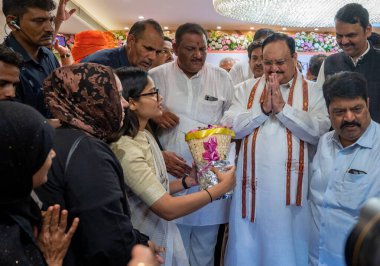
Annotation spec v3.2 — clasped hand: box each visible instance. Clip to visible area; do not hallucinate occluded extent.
[262,73,286,115]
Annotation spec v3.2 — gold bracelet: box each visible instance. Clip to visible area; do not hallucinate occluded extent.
[204,189,213,203]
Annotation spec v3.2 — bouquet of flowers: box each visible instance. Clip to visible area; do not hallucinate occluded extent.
[185,125,235,198]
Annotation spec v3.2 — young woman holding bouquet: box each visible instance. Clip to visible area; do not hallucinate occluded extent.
[111,67,236,266]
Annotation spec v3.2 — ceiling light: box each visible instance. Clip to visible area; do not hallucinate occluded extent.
[282,27,287,31]
[138,16,144,20]
[213,0,380,28]
[164,26,169,30]
[217,26,222,30]
[124,27,129,30]
[314,28,319,31]
[250,27,255,30]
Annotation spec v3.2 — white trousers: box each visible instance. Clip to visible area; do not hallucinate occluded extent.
[177,224,219,266]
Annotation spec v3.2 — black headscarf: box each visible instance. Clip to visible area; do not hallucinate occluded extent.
[0,101,54,225]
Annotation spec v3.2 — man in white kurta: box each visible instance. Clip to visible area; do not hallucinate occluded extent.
[222,33,330,266]
[149,23,234,266]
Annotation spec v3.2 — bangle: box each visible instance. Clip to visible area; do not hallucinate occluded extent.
[204,189,213,203]
[260,102,272,116]
[182,176,190,189]
[60,53,71,58]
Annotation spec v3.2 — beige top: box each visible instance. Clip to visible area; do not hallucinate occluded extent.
[111,130,167,206]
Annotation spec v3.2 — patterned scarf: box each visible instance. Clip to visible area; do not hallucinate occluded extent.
[44,63,122,140]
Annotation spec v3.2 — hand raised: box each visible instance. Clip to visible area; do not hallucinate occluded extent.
[269,74,285,114]
[38,205,79,266]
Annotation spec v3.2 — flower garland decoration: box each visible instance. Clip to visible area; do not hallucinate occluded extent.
[293,32,339,53]
[61,30,340,53]
[208,30,253,51]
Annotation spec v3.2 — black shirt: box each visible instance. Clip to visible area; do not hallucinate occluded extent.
[3,35,60,118]
[35,128,149,266]
[81,45,130,69]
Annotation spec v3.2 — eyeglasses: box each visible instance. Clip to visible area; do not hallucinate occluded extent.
[263,57,292,67]
[137,88,160,101]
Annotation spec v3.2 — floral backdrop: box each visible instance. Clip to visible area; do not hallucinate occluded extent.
[61,30,340,53]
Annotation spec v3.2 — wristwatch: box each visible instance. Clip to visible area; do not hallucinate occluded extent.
[182,176,190,189]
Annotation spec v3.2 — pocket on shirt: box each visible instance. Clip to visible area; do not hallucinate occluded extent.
[196,99,223,125]
[335,174,369,211]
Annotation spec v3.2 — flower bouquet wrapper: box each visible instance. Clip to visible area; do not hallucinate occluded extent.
[185,126,235,199]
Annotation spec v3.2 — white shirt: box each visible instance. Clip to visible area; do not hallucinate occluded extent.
[228,60,254,85]
[149,59,235,225]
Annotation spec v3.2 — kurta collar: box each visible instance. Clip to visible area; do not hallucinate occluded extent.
[331,120,376,149]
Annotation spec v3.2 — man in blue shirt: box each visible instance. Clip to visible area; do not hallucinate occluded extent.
[0,44,22,101]
[2,0,65,117]
[81,19,164,71]
[309,71,380,266]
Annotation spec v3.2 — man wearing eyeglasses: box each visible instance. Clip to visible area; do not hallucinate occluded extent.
[316,3,380,122]
[152,36,174,68]
[222,33,330,266]
[229,28,274,85]
[149,23,235,266]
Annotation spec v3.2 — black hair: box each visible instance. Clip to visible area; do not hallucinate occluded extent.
[0,44,23,67]
[323,71,368,108]
[308,54,327,77]
[253,28,275,41]
[368,32,380,49]
[335,3,370,29]
[129,19,164,40]
[262,33,296,56]
[114,67,149,138]
[2,0,56,17]
[175,23,208,45]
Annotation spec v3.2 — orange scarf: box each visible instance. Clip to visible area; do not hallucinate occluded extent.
[241,71,309,222]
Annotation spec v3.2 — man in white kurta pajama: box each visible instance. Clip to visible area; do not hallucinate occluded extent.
[222,33,330,266]
[149,23,235,266]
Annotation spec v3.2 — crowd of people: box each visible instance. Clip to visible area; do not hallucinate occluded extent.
[1,0,380,265]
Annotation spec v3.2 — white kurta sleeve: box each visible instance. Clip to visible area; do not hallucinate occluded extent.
[275,82,330,145]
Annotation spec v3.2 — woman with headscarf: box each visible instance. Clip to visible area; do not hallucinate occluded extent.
[35,63,157,266]
[111,67,236,266]
[0,101,79,266]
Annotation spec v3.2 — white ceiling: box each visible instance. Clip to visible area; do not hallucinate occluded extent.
[69,0,336,32]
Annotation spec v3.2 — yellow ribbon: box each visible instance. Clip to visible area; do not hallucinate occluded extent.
[185,128,235,141]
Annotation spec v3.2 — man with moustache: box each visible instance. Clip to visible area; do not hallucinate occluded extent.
[229,28,274,85]
[151,36,174,68]
[149,23,234,266]
[309,71,380,266]
[316,3,380,122]
[82,19,164,71]
[222,33,330,266]
[2,0,61,117]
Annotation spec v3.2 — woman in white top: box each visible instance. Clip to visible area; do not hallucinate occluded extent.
[111,67,235,266]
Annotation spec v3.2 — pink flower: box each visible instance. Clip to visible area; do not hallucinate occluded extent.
[226,39,231,45]
[222,45,228,50]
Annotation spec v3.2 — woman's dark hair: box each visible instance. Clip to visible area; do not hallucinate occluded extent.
[323,71,368,108]
[114,67,149,138]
